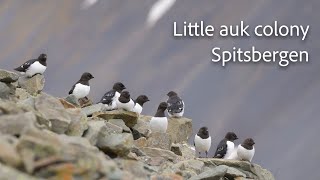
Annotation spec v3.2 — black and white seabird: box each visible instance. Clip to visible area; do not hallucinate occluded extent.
[14,53,47,77]
[166,91,184,118]
[150,102,168,133]
[116,91,135,111]
[214,132,238,159]
[132,95,150,114]
[227,138,255,162]
[68,72,94,99]
[194,127,212,158]
[99,82,126,110]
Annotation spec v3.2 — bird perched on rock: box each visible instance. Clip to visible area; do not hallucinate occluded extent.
[132,95,150,114]
[68,72,94,99]
[116,91,135,111]
[227,138,255,162]
[14,53,47,77]
[99,82,126,110]
[214,132,238,159]
[166,91,184,118]
[194,127,211,158]
[150,102,168,133]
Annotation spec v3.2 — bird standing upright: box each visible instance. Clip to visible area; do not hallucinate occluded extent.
[68,72,94,99]
[132,95,150,114]
[166,91,184,118]
[116,91,135,111]
[214,132,238,159]
[194,127,212,158]
[150,102,168,133]
[14,53,47,77]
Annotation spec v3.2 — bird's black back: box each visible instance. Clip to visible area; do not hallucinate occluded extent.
[214,139,228,158]
[167,96,184,113]
[14,58,37,72]
[99,89,116,105]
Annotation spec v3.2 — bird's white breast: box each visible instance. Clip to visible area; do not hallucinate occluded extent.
[104,92,120,110]
[73,83,90,99]
[224,141,235,159]
[132,103,143,114]
[26,61,46,77]
[116,99,134,111]
[194,134,211,152]
[149,117,168,133]
[237,145,255,162]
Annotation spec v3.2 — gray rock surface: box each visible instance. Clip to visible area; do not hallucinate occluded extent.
[18,74,45,95]
[0,69,19,83]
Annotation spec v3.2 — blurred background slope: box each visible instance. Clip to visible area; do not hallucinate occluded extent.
[0,0,319,179]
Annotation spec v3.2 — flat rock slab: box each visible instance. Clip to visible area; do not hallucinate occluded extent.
[0,69,19,83]
[93,110,138,128]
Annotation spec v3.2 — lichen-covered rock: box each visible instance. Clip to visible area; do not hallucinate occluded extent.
[0,163,41,180]
[0,135,22,168]
[97,133,134,157]
[0,69,19,83]
[93,110,138,128]
[134,137,147,148]
[15,88,31,101]
[64,94,80,107]
[65,109,88,136]
[0,82,16,100]
[108,119,131,133]
[81,103,104,116]
[147,132,172,150]
[18,74,45,95]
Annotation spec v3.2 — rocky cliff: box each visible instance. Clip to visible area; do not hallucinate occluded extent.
[0,69,274,180]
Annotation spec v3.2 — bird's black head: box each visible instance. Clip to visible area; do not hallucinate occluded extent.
[38,54,47,62]
[136,95,150,106]
[225,132,238,141]
[157,102,168,111]
[167,91,178,97]
[113,82,126,92]
[243,138,255,146]
[120,91,130,99]
[198,127,209,136]
[80,72,94,81]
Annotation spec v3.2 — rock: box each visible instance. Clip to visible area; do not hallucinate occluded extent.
[81,103,104,116]
[59,98,77,109]
[78,97,93,108]
[0,163,41,180]
[167,117,192,143]
[18,74,45,95]
[0,111,37,136]
[15,88,30,101]
[189,165,227,180]
[83,120,107,145]
[151,174,184,180]
[93,110,138,128]
[0,69,19,83]
[133,115,152,137]
[142,147,180,163]
[0,135,22,167]
[171,143,195,158]
[97,133,134,157]
[199,159,275,180]
[134,137,147,148]
[34,93,71,134]
[108,119,131,132]
[159,159,205,179]
[0,100,28,114]
[116,160,150,179]
[65,109,88,136]
[64,94,80,107]
[147,132,172,150]
[0,82,15,99]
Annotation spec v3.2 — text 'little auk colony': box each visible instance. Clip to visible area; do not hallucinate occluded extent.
[214,132,238,159]
[150,102,168,133]
[116,91,135,111]
[194,127,211,158]
[132,95,150,114]
[14,53,47,77]
[68,72,94,99]
[228,138,255,162]
[167,91,184,118]
[99,82,126,110]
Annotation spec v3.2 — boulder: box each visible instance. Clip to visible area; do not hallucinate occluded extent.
[0,111,37,136]
[93,110,138,128]
[0,82,15,99]
[108,119,131,133]
[83,120,108,145]
[147,132,172,150]
[116,160,150,179]
[18,74,45,95]
[79,97,93,108]
[97,133,134,157]
[0,69,19,83]
[65,109,88,136]
[64,94,80,107]
[0,163,41,180]
[189,165,228,180]
[59,98,77,109]
[171,143,195,158]
[134,137,147,148]
[34,93,72,134]
[167,117,192,143]
[0,135,22,167]
[15,88,31,101]
[141,147,180,163]
[81,103,104,116]
[133,115,152,137]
